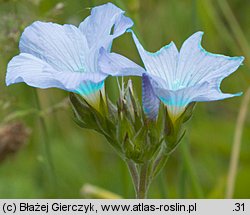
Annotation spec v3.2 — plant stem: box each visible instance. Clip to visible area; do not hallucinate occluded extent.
[33,89,57,194]
[127,156,169,198]
[226,87,250,198]
[137,162,150,199]
[126,159,152,199]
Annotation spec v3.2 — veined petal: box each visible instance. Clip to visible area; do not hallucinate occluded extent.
[98,47,145,76]
[112,14,133,38]
[20,21,89,74]
[79,2,133,49]
[130,30,179,89]
[6,53,65,89]
[154,83,208,120]
[154,80,241,121]
[55,71,107,90]
[177,31,244,88]
[105,30,244,120]
[188,77,242,102]
[6,53,108,91]
[6,3,134,113]
[142,74,160,120]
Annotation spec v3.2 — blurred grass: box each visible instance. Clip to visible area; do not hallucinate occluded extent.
[0,0,249,198]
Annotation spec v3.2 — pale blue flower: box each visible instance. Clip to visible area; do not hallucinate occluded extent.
[99,31,244,120]
[6,3,133,108]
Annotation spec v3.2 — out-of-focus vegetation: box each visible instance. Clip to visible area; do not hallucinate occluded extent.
[0,0,249,198]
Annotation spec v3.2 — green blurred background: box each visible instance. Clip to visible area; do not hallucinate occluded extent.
[0,0,249,198]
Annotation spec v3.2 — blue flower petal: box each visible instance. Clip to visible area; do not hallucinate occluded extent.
[6,53,65,89]
[130,30,244,119]
[112,14,133,38]
[79,2,133,49]
[142,74,160,120]
[19,21,89,74]
[155,79,242,120]
[155,82,211,119]
[98,47,145,76]
[130,30,179,89]
[6,2,133,112]
[6,53,107,91]
[177,31,244,89]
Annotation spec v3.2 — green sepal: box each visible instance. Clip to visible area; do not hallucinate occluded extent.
[69,93,99,131]
[69,81,196,179]
[151,154,169,178]
[179,102,196,123]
